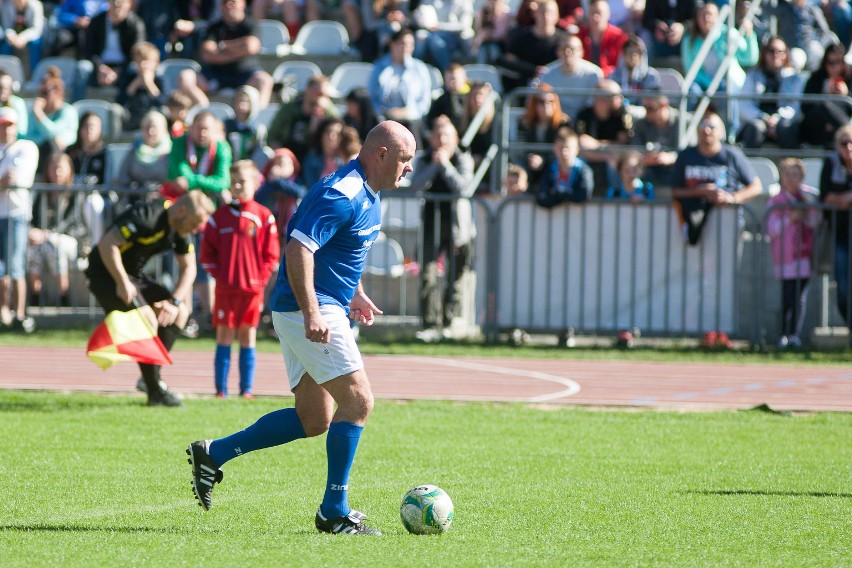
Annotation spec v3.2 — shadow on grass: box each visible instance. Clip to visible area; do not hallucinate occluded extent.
[0,524,168,533]
[685,490,852,498]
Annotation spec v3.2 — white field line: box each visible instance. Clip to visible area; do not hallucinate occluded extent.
[387,356,581,403]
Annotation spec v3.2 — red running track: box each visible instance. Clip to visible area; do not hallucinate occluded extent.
[0,346,850,411]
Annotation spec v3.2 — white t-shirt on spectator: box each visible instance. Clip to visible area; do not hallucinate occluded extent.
[0,139,39,219]
[538,59,603,123]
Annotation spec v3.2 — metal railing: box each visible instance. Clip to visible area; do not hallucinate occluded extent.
[501,86,852,167]
[7,183,851,348]
[377,192,849,348]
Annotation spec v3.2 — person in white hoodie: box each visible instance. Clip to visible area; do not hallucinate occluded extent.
[0,107,39,332]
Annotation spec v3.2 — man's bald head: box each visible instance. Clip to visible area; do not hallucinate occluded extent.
[362,120,416,155]
[358,120,416,191]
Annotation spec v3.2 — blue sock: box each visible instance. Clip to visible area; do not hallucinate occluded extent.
[214,344,231,395]
[320,422,363,519]
[239,346,256,394]
[209,408,306,467]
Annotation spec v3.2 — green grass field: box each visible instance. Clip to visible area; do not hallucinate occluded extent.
[0,391,849,567]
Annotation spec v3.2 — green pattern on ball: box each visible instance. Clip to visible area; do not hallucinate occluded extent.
[403,494,422,508]
[422,502,436,526]
[400,485,454,534]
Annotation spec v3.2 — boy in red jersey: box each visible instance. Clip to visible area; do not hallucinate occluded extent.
[201,161,280,398]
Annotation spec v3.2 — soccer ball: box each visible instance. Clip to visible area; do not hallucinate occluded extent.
[400,485,454,534]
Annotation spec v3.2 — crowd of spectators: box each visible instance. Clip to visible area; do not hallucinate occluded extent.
[0,0,850,341]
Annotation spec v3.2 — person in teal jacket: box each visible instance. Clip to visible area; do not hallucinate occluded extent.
[681,2,758,137]
[681,2,759,95]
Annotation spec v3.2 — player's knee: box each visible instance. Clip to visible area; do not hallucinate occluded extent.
[362,389,375,418]
[342,388,373,424]
[301,415,331,438]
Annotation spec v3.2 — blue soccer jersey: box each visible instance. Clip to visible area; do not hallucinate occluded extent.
[271,159,382,314]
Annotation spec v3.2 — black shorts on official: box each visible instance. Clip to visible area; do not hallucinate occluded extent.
[88,274,172,313]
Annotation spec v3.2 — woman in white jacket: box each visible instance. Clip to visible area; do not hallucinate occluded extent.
[737,37,802,149]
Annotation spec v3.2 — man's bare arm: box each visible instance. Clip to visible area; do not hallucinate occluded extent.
[285,239,329,343]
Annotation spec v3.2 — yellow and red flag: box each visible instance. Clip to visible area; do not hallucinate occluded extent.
[87,309,173,370]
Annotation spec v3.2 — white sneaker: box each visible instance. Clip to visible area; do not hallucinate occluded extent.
[777,336,789,349]
[415,328,442,343]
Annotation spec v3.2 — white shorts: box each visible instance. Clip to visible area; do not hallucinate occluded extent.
[272,305,363,390]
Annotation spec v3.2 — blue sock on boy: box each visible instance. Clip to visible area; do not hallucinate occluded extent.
[209,408,307,466]
[239,346,256,395]
[320,422,363,518]
[214,344,230,395]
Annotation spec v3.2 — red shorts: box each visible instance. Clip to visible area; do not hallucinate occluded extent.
[213,290,264,328]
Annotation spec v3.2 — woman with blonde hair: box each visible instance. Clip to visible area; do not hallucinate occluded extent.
[117,110,173,204]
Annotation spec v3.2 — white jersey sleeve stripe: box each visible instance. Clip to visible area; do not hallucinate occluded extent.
[290,229,320,253]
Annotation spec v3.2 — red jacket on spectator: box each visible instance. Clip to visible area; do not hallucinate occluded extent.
[200,199,279,294]
[578,24,628,77]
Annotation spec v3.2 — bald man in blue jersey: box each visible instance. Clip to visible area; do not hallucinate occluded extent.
[187,121,416,535]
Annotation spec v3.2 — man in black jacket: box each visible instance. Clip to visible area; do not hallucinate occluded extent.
[83,0,146,88]
[641,0,696,60]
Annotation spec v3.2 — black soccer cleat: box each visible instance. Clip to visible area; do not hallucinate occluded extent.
[147,388,182,407]
[315,509,382,535]
[186,440,223,510]
[136,376,169,394]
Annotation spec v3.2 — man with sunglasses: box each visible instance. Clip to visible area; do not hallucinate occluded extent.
[671,111,762,244]
[670,111,762,348]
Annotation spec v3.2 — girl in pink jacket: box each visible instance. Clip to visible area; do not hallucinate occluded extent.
[766,158,822,348]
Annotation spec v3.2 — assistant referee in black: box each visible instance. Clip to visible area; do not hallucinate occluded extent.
[85,191,215,406]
